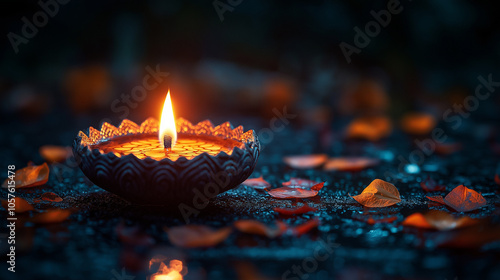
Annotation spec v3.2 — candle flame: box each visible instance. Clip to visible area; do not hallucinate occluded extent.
[159,91,177,148]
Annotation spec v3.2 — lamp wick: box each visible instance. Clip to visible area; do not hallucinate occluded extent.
[163,135,172,153]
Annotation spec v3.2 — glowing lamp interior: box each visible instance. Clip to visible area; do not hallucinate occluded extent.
[159,91,177,147]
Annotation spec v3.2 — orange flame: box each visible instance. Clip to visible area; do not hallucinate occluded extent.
[159,91,177,147]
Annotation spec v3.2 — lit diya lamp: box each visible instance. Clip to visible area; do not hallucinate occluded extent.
[73,91,260,205]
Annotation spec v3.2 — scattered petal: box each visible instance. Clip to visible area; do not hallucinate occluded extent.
[166,225,232,248]
[420,176,446,192]
[403,211,478,231]
[268,183,324,199]
[424,210,478,231]
[241,177,271,190]
[234,220,287,238]
[443,185,487,212]
[351,179,401,207]
[283,154,328,169]
[324,157,379,172]
[1,197,34,213]
[30,209,72,224]
[402,213,434,229]
[427,186,487,212]
[2,163,49,188]
[287,218,320,236]
[426,195,446,205]
[365,216,398,225]
[400,112,436,135]
[274,204,318,215]
[282,178,320,188]
[345,116,392,141]
[41,192,63,202]
[39,145,72,162]
[267,187,319,199]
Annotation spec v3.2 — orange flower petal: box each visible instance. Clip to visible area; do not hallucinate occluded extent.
[282,178,320,188]
[1,197,34,213]
[310,182,324,191]
[274,204,318,215]
[288,218,320,236]
[345,116,392,141]
[351,179,401,207]
[241,177,271,190]
[30,209,72,224]
[420,177,446,192]
[426,195,446,205]
[234,220,287,238]
[324,157,379,172]
[400,112,436,135]
[166,225,232,248]
[267,187,319,199]
[443,185,487,212]
[403,211,478,231]
[424,210,478,230]
[365,216,398,225]
[2,163,49,188]
[402,213,434,229]
[39,145,72,162]
[41,192,63,202]
[283,154,328,169]
[268,182,324,199]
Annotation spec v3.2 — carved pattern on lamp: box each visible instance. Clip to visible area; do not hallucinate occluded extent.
[73,118,260,205]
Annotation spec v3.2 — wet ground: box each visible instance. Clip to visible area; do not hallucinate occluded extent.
[1,118,500,280]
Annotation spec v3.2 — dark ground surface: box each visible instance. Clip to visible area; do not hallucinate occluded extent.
[1,118,500,280]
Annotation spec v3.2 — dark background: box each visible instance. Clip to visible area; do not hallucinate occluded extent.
[1,0,499,133]
[1,1,500,280]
